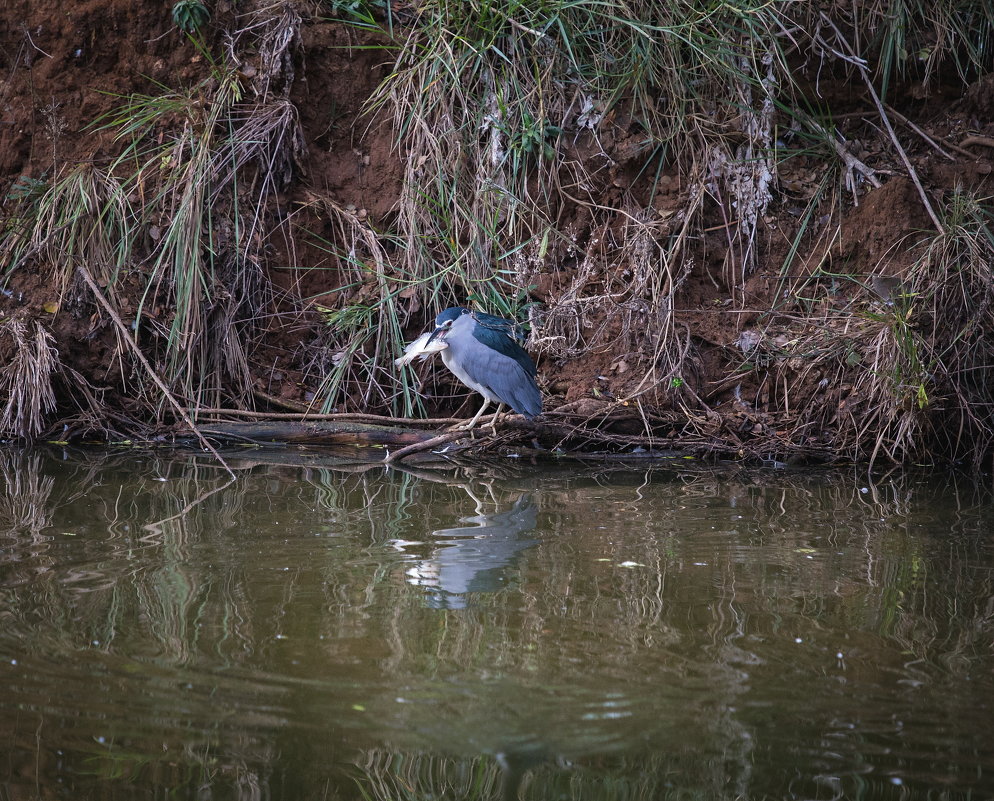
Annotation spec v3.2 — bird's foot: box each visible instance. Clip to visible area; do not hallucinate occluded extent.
[448,420,479,432]
[483,412,505,433]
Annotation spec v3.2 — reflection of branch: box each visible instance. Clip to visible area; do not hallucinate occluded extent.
[141,477,236,539]
[77,264,235,479]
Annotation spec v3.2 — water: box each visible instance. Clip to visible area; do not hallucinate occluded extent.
[1,448,992,800]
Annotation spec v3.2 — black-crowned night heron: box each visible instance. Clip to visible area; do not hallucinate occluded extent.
[398,307,542,430]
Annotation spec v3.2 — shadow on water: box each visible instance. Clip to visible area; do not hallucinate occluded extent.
[0,447,993,799]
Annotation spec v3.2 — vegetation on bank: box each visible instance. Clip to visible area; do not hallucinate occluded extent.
[1,0,993,465]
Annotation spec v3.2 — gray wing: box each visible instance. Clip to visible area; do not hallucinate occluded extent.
[471,320,537,377]
[461,340,542,418]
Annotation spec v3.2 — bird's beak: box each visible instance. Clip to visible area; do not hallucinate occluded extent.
[426,326,446,345]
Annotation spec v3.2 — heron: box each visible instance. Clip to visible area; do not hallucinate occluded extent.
[400,307,542,430]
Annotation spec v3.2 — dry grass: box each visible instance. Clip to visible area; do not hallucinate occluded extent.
[0,317,58,440]
[3,0,994,462]
[723,190,994,465]
[908,191,994,463]
[298,191,427,415]
[341,0,797,418]
[0,164,133,298]
[0,3,308,421]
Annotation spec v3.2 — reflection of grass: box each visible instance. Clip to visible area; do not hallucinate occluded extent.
[0,450,54,533]
[354,750,499,801]
[5,451,994,798]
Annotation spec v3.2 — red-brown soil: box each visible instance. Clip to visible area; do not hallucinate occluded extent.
[2,0,993,462]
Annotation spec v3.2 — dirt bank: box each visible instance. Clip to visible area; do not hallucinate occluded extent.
[2,0,993,465]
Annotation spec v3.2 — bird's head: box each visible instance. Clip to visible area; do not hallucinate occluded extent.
[428,307,470,344]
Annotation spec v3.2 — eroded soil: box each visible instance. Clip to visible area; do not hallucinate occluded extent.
[2,0,993,461]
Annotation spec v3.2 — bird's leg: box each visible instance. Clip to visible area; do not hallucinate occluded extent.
[452,399,490,431]
[484,403,506,433]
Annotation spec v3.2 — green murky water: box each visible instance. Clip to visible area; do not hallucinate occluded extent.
[1,448,992,800]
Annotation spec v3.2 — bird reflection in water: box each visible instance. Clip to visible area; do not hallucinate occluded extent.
[394,493,538,609]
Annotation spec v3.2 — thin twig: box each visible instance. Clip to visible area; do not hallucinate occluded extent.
[507,17,548,39]
[19,23,53,59]
[942,139,983,159]
[865,86,943,231]
[884,104,955,161]
[818,13,943,232]
[77,265,236,479]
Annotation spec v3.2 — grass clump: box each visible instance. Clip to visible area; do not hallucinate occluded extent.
[301,193,424,415]
[0,164,133,299]
[96,68,257,410]
[908,191,994,464]
[840,191,994,465]
[745,189,994,466]
[808,0,994,99]
[1,6,306,425]
[0,317,58,440]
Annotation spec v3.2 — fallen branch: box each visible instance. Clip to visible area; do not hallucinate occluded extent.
[197,419,447,448]
[939,138,979,159]
[77,264,235,479]
[384,430,468,463]
[960,135,994,150]
[195,406,462,426]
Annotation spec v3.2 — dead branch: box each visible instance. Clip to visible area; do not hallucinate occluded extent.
[384,431,468,463]
[960,135,994,150]
[198,418,446,448]
[77,264,236,479]
[817,12,943,232]
[196,406,462,426]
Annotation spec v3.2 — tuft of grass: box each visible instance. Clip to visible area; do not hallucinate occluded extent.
[299,194,430,416]
[842,190,994,465]
[1,5,308,428]
[92,20,304,412]
[0,164,133,299]
[747,189,994,466]
[908,190,994,464]
[805,0,994,98]
[172,0,210,33]
[97,68,248,408]
[0,317,59,440]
